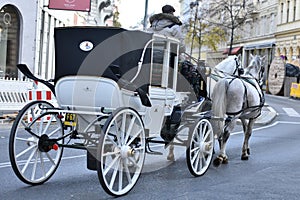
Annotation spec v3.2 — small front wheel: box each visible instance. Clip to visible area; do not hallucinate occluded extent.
[97,107,146,196]
[9,100,64,185]
[186,118,214,177]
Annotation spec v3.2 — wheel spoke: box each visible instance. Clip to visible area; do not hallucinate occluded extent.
[103,150,120,157]
[21,120,27,128]
[42,118,52,135]
[113,120,121,145]
[123,161,132,185]
[21,148,38,174]
[201,123,207,138]
[191,148,200,164]
[16,144,37,159]
[126,130,142,146]
[31,150,39,181]
[203,129,212,142]
[190,146,200,154]
[124,116,136,144]
[15,137,36,142]
[40,152,47,178]
[109,158,120,188]
[120,113,127,145]
[193,151,200,170]
[127,157,140,168]
[118,160,124,192]
[45,151,56,166]
[104,155,120,176]
[133,146,145,151]
[106,135,118,148]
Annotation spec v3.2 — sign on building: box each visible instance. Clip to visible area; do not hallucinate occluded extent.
[49,0,91,12]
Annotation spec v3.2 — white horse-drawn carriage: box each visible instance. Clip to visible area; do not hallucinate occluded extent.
[9,27,214,196]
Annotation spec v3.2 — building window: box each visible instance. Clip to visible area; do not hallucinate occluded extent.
[293,0,296,21]
[280,3,284,24]
[0,5,20,79]
[287,1,290,23]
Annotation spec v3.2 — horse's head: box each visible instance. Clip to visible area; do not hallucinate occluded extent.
[244,54,265,84]
[214,55,242,77]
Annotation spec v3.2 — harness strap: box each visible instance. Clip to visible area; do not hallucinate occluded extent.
[225,77,264,119]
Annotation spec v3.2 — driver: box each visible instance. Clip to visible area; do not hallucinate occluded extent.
[147,5,186,54]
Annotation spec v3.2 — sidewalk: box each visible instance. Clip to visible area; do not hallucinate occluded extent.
[254,103,277,126]
[0,113,17,124]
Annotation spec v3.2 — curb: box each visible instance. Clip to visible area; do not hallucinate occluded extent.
[254,104,277,126]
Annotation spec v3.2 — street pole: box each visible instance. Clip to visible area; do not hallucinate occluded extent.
[190,1,199,57]
[143,0,149,30]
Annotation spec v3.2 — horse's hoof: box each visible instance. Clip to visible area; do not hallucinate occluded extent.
[241,154,249,160]
[167,154,175,161]
[213,158,221,167]
[247,148,250,155]
[222,158,228,164]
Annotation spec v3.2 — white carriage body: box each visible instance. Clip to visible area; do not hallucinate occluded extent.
[54,32,184,136]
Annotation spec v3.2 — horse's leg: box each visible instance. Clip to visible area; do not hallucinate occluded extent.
[167,144,175,161]
[241,118,255,160]
[213,128,230,166]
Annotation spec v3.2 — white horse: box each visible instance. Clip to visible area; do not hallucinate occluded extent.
[211,54,265,166]
[167,55,242,161]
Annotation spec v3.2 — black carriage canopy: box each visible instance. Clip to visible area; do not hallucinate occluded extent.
[54,27,158,93]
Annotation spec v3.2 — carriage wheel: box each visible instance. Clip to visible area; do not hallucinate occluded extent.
[9,100,64,185]
[186,118,214,177]
[97,107,146,196]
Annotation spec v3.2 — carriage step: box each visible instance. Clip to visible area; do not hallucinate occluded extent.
[146,137,164,155]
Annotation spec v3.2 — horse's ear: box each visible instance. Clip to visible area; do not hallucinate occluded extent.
[237,54,241,61]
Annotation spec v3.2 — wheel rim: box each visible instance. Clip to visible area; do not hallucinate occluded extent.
[98,108,145,196]
[188,118,214,176]
[9,101,63,184]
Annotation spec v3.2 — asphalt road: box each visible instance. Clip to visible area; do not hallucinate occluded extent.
[1,94,300,199]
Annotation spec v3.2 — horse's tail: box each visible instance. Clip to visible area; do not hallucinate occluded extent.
[211,79,229,137]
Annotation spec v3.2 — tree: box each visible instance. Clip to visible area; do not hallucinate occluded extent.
[186,1,226,60]
[113,9,121,27]
[185,20,226,58]
[208,0,255,55]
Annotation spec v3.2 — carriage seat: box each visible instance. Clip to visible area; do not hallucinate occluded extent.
[55,75,123,111]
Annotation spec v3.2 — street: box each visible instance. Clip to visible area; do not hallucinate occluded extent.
[1,94,300,200]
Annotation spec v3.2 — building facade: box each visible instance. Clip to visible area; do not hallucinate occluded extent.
[0,0,114,80]
[275,0,300,63]
[180,0,300,74]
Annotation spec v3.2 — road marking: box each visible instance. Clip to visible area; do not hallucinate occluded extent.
[0,154,85,169]
[282,107,300,117]
[231,120,300,135]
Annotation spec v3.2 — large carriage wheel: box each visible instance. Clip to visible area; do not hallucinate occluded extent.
[97,107,146,196]
[9,100,64,185]
[186,118,214,176]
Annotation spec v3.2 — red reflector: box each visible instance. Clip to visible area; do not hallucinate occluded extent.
[53,144,59,151]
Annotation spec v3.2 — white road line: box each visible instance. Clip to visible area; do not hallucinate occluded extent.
[0,154,86,169]
[282,107,300,117]
[231,120,300,135]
